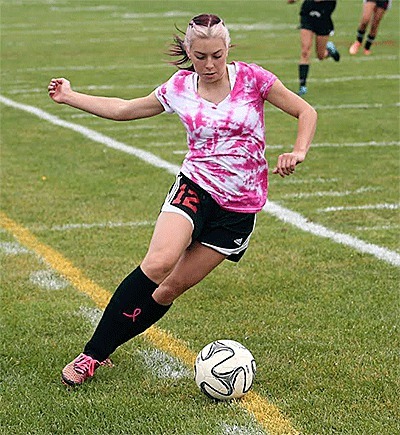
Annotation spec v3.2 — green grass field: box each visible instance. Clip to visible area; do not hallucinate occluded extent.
[1,1,399,434]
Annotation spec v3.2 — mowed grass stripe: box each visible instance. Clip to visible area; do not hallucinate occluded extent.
[0,211,299,435]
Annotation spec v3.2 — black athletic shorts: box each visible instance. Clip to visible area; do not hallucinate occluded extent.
[365,0,391,10]
[300,0,336,36]
[161,173,256,262]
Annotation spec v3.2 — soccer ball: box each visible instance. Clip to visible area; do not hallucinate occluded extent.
[194,339,256,400]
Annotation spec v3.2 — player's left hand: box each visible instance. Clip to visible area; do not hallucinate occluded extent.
[272,151,305,178]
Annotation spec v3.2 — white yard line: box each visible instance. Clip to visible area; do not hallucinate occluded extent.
[30,269,69,290]
[49,6,121,12]
[138,348,192,379]
[283,75,399,85]
[356,224,400,231]
[269,177,338,185]
[281,187,379,199]
[253,55,398,65]
[8,56,398,72]
[11,64,168,73]
[1,94,399,267]
[264,202,400,267]
[30,220,155,232]
[318,203,400,212]
[304,140,399,148]
[0,241,31,255]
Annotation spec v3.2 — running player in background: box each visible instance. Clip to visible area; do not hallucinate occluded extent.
[288,0,340,96]
[349,0,392,56]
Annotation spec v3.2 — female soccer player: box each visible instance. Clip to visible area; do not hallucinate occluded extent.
[288,0,340,96]
[48,14,317,387]
[349,0,392,56]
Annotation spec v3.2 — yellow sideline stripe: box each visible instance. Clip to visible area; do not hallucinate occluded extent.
[0,211,299,435]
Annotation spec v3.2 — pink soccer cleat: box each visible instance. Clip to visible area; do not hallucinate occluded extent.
[349,41,361,55]
[61,353,113,386]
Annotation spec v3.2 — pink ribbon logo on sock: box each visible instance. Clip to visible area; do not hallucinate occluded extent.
[123,307,142,322]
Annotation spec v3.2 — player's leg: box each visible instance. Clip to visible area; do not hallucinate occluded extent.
[83,212,192,355]
[62,211,193,386]
[364,5,387,54]
[298,29,314,95]
[153,241,227,305]
[141,211,194,282]
[153,203,255,305]
[315,34,330,60]
[313,3,339,63]
[350,1,375,54]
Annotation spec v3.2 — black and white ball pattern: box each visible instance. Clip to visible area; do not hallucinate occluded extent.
[194,339,256,400]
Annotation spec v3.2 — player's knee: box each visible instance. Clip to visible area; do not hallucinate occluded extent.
[301,48,310,61]
[141,252,178,283]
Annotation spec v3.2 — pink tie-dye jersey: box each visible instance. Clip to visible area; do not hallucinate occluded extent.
[154,61,277,213]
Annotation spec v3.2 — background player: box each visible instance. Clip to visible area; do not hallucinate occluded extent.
[288,0,340,96]
[349,0,392,55]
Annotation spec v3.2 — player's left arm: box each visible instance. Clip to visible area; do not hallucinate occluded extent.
[266,79,317,177]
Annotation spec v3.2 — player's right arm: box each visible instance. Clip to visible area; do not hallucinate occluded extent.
[48,78,164,120]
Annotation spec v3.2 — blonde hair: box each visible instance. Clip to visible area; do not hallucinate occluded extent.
[169,14,230,71]
[184,15,230,49]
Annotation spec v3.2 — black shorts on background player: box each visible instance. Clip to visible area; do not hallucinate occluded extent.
[295,0,340,96]
[300,0,336,35]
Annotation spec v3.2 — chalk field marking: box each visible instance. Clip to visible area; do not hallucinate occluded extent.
[8,56,398,73]
[312,102,399,111]
[138,348,192,380]
[269,177,338,185]
[264,202,400,267]
[318,203,400,213]
[304,141,399,148]
[356,224,400,231]
[29,214,395,235]
[0,241,30,255]
[77,306,103,328]
[30,269,69,291]
[221,422,265,435]
[12,64,168,73]
[0,211,112,308]
[253,55,398,65]
[1,94,398,268]
[49,5,121,12]
[281,186,379,199]
[0,212,298,435]
[0,95,178,174]
[30,220,155,232]
[285,74,400,84]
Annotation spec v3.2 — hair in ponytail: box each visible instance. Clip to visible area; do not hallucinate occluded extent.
[168,14,230,71]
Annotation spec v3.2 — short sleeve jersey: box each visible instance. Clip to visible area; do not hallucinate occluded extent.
[154,61,277,213]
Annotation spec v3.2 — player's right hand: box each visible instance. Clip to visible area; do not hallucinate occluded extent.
[48,78,71,103]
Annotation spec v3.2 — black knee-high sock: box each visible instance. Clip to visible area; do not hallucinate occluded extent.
[84,266,171,361]
[356,29,366,44]
[365,34,375,50]
[299,64,309,87]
